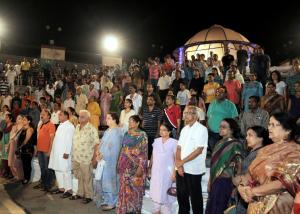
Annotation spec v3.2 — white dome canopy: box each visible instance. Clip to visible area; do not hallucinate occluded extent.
[185,24,250,45]
[182,24,257,61]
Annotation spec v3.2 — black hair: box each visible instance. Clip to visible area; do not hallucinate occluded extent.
[249,96,260,103]
[129,115,142,129]
[222,118,240,139]
[108,112,119,125]
[54,102,61,108]
[166,95,176,102]
[42,109,51,119]
[217,85,227,93]
[40,97,46,102]
[62,110,70,119]
[68,107,76,115]
[3,105,10,111]
[125,98,134,110]
[23,115,35,128]
[270,70,282,82]
[130,84,137,90]
[270,113,300,142]
[160,123,173,132]
[6,113,14,122]
[31,101,39,107]
[147,94,156,101]
[266,81,276,88]
[247,126,272,146]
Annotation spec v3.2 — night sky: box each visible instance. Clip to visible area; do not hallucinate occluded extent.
[1,0,300,64]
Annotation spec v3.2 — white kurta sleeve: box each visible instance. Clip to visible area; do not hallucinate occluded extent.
[64,125,75,154]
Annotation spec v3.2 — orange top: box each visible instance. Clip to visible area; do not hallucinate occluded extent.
[37,121,56,152]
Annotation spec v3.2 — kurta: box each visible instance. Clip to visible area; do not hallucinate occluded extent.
[94,128,124,207]
[87,101,101,129]
[117,130,148,214]
[1,124,13,160]
[49,120,75,172]
[150,137,177,205]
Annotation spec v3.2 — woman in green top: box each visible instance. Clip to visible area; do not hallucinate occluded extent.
[206,118,244,214]
[0,113,14,178]
[110,85,123,116]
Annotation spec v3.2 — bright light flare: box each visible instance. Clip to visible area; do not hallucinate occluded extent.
[103,35,119,52]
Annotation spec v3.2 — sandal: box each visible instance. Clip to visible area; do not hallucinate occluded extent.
[69,195,82,200]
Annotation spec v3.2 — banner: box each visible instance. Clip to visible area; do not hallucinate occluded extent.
[41,45,65,60]
[102,55,122,66]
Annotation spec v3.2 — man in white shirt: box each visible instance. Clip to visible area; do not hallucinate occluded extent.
[63,91,75,110]
[157,69,172,102]
[6,66,17,95]
[171,63,185,82]
[91,75,100,91]
[175,105,208,214]
[51,103,61,128]
[49,111,75,198]
[125,84,142,114]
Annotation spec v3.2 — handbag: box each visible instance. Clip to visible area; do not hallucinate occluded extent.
[167,182,177,197]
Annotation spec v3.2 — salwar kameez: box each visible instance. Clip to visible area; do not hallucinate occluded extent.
[94,128,123,207]
[116,130,148,214]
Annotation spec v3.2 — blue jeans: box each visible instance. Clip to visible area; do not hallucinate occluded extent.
[37,151,53,189]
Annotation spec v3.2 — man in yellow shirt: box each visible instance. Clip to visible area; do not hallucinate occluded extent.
[20,58,31,85]
[203,73,220,110]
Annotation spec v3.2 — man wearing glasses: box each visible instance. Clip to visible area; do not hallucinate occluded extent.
[207,86,238,151]
[175,105,208,214]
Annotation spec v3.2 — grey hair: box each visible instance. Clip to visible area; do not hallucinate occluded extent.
[79,110,91,118]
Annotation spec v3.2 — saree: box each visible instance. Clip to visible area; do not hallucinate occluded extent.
[116,130,148,214]
[206,139,244,214]
[262,94,285,115]
[247,142,300,214]
[210,139,244,185]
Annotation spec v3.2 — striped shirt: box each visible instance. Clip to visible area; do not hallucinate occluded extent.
[142,106,162,138]
[0,80,9,95]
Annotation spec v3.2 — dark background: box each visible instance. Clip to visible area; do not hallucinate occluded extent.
[0,0,300,64]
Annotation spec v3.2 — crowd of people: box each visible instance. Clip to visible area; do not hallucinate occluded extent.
[0,46,300,214]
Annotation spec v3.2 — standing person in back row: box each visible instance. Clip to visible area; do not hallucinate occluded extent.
[175,105,208,214]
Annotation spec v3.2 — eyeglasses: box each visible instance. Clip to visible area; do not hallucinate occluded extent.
[216,88,226,93]
[268,123,281,128]
[183,111,196,115]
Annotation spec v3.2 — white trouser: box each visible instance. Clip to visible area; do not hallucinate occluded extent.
[8,80,14,95]
[55,170,72,191]
[153,201,173,214]
[72,175,78,196]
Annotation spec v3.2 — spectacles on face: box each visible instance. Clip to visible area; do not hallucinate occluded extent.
[183,111,196,115]
[216,88,226,94]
